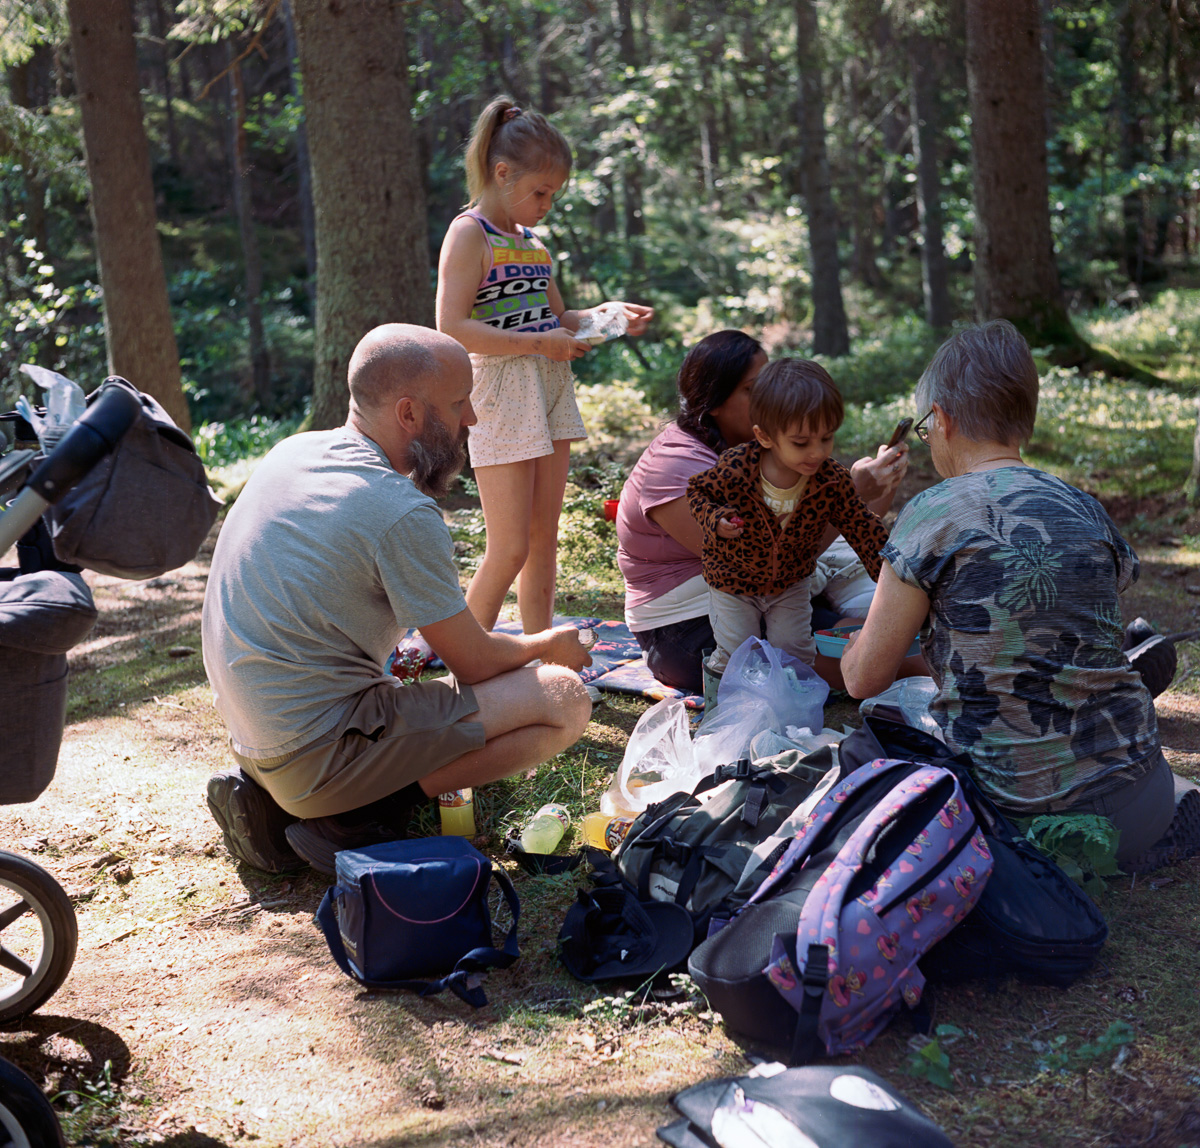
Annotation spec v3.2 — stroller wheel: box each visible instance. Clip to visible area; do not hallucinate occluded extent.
[0,1057,65,1147]
[0,853,77,1024]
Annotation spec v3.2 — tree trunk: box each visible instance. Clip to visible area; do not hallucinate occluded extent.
[281,0,317,287]
[1116,0,1150,283]
[909,36,951,330]
[290,0,433,429]
[66,0,189,430]
[617,0,645,279]
[225,42,270,408]
[794,0,849,357]
[964,0,1075,349]
[7,49,51,259]
[152,0,180,173]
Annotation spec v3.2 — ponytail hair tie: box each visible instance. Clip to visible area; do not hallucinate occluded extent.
[503,106,523,123]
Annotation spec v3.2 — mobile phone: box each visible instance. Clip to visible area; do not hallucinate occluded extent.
[887,417,914,448]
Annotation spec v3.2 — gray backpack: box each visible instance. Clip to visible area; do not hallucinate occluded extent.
[612,749,833,947]
[46,377,222,580]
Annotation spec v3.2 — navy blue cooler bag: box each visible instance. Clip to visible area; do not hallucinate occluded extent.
[316,837,520,1008]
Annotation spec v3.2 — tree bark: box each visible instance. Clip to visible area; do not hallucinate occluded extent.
[290,0,433,429]
[909,36,951,330]
[1116,0,1150,283]
[964,0,1075,349]
[794,0,849,357]
[66,0,188,429]
[225,42,270,408]
[281,0,317,286]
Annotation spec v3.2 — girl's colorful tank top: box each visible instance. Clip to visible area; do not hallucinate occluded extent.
[460,210,561,334]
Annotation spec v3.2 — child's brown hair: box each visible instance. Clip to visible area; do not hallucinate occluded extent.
[464,96,573,205]
[750,358,844,440]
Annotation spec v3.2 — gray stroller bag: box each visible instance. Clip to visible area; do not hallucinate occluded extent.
[0,569,97,802]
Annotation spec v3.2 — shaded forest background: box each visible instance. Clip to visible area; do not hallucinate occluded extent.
[1,0,1198,446]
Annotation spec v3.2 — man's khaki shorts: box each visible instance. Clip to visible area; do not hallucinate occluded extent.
[233,675,485,819]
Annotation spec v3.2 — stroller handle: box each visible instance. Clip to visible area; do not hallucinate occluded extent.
[24,385,142,506]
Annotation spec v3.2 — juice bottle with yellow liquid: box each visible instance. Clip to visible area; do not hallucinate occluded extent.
[438,788,476,836]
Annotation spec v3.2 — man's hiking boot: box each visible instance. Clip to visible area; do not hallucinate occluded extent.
[206,768,304,873]
[285,816,402,877]
[1126,634,1178,699]
[1124,779,1200,874]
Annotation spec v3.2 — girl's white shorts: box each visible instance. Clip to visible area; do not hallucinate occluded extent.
[467,353,587,467]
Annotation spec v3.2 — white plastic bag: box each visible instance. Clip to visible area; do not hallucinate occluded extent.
[859,675,943,741]
[17,364,87,451]
[601,697,704,815]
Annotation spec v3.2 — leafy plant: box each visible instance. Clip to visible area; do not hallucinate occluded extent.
[1023,813,1122,896]
[903,1024,963,1090]
[1035,1020,1135,1101]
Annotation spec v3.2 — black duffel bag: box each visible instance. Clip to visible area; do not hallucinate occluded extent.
[45,377,222,580]
[840,715,1109,988]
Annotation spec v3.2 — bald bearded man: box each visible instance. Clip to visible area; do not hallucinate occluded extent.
[202,324,593,875]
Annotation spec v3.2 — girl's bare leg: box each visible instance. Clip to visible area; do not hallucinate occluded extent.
[465,459,536,631]
[516,441,571,633]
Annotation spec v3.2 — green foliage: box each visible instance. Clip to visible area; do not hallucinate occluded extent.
[903,1024,963,1091]
[1028,366,1195,498]
[0,239,106,406]
[1081,289,1200,387]
[171,267,313,422]
[1035,1020,1135,1099]
[1022,813,1122,897]
[812,316,944,406]
[193,412,301,469]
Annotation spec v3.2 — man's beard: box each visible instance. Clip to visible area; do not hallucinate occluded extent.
[406,409,468,498]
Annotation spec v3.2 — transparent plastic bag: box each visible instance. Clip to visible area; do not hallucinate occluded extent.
[749,726,846,761]
[601,697,703,815]
[716,636,829,732]
[858,675,943,740]
[575,302,629,346]
[692,693,777,777]
[17,364,87,451]
[692,638,831,775]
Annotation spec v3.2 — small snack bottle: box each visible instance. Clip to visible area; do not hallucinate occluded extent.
[582,811,635,852]
[438,788,476,837]
[519,803,570,853]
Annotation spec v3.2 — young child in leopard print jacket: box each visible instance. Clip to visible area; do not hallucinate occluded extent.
[686,358,888,674]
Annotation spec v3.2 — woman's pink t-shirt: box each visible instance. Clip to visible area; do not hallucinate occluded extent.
[616,423,717,611]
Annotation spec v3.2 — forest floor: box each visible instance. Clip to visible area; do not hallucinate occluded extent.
[1,452,1199,1148]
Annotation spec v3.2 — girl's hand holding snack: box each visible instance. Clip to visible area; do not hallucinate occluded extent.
[533,327,593,362]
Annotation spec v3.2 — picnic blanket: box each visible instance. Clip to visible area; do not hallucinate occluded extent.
[392,616,706,710]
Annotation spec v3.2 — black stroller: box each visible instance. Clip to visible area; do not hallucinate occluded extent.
[0,380,218,1146]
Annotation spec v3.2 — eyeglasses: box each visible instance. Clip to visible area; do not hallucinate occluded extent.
[914,408,934,444]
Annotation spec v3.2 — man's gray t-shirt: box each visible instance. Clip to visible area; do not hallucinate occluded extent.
[201,429,466,757]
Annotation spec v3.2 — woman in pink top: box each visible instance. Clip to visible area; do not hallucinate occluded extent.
[617,331,908,694]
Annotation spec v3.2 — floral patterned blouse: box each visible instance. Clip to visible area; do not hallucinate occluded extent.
[883,466,1159,814]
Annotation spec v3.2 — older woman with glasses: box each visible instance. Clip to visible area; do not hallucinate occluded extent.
[842,320,1198,872]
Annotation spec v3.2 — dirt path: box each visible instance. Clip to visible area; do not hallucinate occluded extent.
[2,496,1199,1147]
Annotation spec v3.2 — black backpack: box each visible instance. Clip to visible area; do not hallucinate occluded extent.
[612,749,834,945]
[839,715,1109,988]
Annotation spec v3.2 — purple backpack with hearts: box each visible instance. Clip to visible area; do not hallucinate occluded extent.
[689,757,994,1061]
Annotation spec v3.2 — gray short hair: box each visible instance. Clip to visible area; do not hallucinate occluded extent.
[347,325,442,410]
[915,320,1039,446]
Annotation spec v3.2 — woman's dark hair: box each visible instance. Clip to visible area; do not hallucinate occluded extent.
[675,330,764,449]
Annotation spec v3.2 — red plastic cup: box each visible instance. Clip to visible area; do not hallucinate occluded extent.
[604,498,620,522]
